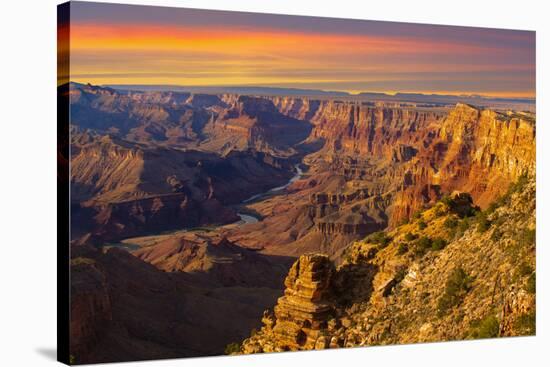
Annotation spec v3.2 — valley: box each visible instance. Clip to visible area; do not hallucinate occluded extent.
[67,82,536,363]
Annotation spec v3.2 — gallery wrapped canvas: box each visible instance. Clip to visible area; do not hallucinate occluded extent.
[57,1,536,364]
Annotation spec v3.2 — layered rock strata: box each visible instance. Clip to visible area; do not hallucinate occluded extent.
[242,254,335,352]
[242,175,536,353]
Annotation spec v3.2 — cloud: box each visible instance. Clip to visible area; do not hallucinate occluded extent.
[67,14,535,97]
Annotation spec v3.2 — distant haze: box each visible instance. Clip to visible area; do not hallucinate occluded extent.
[98,84,533,112]
[64,2,535,98]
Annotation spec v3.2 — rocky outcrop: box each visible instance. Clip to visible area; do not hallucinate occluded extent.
[315,217,380,237]
[307,189,387,237]
[242,254,335,352]
[304,102,534,226]
[203,95,313,156]
[271,98,535,225]
[389,104,535,224]
[302,100,443,158]
[242,175,536,353]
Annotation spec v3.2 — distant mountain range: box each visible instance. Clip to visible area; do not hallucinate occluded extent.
[105,84,350,97]
[104,83,535,109]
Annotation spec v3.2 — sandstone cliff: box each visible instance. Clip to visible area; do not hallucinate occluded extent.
[71,84,536,232]
[218,99,535,264]
[240,175,535,353]
[242,254,335,352]
[272,98,535,223]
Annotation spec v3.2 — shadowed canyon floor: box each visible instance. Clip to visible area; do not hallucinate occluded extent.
[66,83,535,363]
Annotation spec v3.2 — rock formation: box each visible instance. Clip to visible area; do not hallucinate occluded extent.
[69,133,294,242]
[242,175,536,353]
[242,254,335,352]
[67,83,536,361]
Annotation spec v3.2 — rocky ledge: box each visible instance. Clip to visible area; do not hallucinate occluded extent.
[242,254,336,352]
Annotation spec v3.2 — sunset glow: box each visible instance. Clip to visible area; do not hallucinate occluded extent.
[64,2,536,97]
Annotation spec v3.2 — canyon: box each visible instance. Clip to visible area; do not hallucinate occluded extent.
[67,82,535,363]
[242,175,536,352]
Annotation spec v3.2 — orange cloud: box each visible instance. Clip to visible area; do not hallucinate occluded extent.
[70,23,499,56]
[66,22,534,98]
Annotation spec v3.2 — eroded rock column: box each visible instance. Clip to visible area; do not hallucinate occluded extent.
[277,254,335,349]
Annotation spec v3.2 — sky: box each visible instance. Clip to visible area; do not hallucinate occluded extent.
[62,1,536,97]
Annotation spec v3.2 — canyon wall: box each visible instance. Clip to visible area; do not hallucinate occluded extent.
[70,133,293,242]
[272,98,535,226]
[241,175,536,353]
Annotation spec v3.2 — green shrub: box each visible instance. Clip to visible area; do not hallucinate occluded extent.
[475,212,491,233]
[526,273,536,294]
[491,228,504,242]
[418,220,427,230]
[491,215,507,227]
[468,314,500,339]
[514,310,536,335]
[517,228,536,247]
[504,242,521,263]
[395,266,407,282]
[434,205,446,217]
[485,201,499,215]
[457,218,471,236]
[431,237,448,251]
[397,243,408,255]
[437,267,474,315]
[412,210,422,220]
[413,236,432,257]
[417,236,432,250]
[366,231,392,247]
[224,342,241,355]
[517,262,534,278]
[441,195,453,207]
[404,232,418,242]
[510,173,529,194]
[444,216,458,229]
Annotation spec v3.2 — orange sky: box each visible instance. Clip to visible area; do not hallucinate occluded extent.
[62,2,536,98]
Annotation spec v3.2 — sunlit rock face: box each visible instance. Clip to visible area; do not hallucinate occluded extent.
[274,99,535,227]
[242,176,536,353]
[242,254,336,352]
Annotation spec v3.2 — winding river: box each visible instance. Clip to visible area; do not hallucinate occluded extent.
[236,164,304,225]
[108,164,304,250]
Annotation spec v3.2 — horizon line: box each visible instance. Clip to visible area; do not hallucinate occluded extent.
[71,81,535,100]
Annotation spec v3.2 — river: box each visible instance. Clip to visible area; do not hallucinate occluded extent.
[236,164,304,224]
[107,164,304,250]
